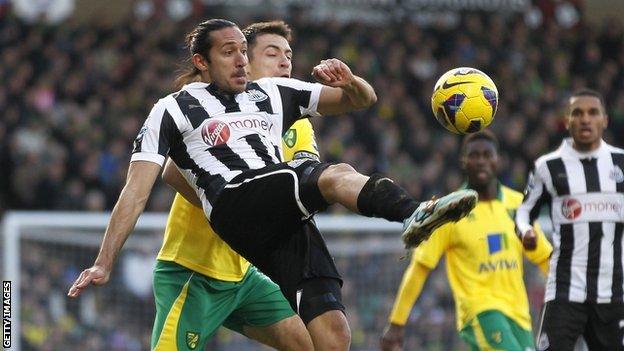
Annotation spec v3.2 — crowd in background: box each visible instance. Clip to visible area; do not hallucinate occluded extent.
[2,2,624,350]
[2,5,624,214]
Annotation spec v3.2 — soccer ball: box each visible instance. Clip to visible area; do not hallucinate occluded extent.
[431,67,498,134]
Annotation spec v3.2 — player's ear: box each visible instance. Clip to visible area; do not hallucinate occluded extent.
[564,115,571,131]
[192,53,210,72]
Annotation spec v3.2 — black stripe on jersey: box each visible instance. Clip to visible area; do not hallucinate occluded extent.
[586,222,603,301]
[158,110,177,156]
[581,158,601,192]
[206,84,241,113]
[174,90,209,129]
[273,145,282,162]
[546,158,570,196]
[166,121,226,202]
[208,144,249,171]
[613,223,624,303]
[278,85,312,135]
[612,153,624,193]
[247,82,274,114]
[244,134,274,165]
[528,184,552,224]
[555,223,574,300]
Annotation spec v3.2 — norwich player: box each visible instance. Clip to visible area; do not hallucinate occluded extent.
[155,21,346,350]
[380,131,553,351]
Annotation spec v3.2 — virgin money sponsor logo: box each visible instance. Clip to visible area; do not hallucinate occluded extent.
[561,198,582,219]
[561,196,622,220]
[201,120,230,146]
[226,117,274,132]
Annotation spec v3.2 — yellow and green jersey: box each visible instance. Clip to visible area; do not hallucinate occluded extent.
[157,119,319,281]
[282,119,319,161]
[392,185,552,331]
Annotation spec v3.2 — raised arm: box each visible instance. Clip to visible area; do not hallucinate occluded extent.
[68,161,161,297]
[311,58,377,115]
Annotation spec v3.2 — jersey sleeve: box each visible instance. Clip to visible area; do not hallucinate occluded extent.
[270,77,323,134]
[516,162,551,237]
[411,223,453,269]
[282,119,320,162]
[524,221,553,265]
[131,99,178,166]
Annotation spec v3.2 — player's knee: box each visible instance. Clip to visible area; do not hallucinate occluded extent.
[318,163,357,197]
[308,311,351,351]
[326,322,351,351]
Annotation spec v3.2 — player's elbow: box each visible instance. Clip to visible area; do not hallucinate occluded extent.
[356,91,377,110]
[161,164,176,187]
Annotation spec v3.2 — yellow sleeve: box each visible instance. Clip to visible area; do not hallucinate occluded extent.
[282,119,319,161]
[388,260,432,325]
[524,221,553,274]
[412,223,453,269]
[388,224,452,325]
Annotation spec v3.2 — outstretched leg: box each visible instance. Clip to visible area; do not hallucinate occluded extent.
[317,164,477,248]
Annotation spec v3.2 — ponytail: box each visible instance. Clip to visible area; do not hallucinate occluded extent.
[174,66,201,90]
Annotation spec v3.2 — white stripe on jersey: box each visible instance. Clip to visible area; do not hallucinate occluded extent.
[569,222,589,302]
[565,158,586,194]
[598,222,615,303]
[545,233,560,302]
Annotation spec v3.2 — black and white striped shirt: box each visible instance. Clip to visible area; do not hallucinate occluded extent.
[131,78,322,217]
[516,138,624,303]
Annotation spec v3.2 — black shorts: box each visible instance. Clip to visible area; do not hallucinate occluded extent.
[537,301,624,351]
[210,160,344,324]
[257,218,344,324]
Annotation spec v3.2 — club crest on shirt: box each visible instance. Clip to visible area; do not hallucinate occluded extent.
[490,330,502,344]
[283,128,297,148]
[186,331,200,350]
[201,120,230,146]
[610,165,624,183]
[247,89,268,102]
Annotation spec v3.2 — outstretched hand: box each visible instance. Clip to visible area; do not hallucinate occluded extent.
[67,265,110,298]
[311,58,354,88]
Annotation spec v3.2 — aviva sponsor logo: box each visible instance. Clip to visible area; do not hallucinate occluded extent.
[479,233,518,273]
[487,233,507,254]
[478,259,518,273]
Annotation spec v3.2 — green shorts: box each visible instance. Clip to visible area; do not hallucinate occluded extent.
[151,260,295,351]
[459,310,535,351]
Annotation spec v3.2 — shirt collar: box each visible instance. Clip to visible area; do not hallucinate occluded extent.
[459,181,504,201]
[560,137,607,159]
